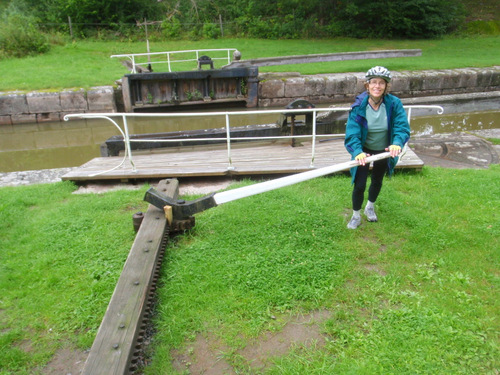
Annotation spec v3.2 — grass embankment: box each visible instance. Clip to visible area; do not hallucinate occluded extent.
[0,182,149,373]
[1,166,499,374]
[0,35,499,91]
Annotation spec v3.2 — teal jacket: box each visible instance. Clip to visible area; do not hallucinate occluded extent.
[344,91,410,183]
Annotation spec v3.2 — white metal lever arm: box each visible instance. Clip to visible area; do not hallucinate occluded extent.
[144,152,393,220]
[213,152,391,205]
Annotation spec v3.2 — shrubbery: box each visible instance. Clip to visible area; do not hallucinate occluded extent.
[465,20,500,35]
[202,23,221,39]
[156,0,468,40]
[0,3,50,58]
[162,17,183,39]
[0,0,496,60]
[336,0,467,39]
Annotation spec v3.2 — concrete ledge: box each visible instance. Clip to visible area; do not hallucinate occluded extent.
[258,66,500,107]
[0,92,29,115]
[26,92,61,113]
[87,86,116,112]
[60,89,88,111]
[226,49,422,68]
[0,86,116,125]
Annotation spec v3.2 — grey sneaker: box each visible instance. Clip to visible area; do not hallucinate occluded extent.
[364,206,378,222]
[347,215,362,229]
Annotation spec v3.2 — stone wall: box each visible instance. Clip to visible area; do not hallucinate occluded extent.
[1,67,499,125]
[258,66,500,107]
[0,86,117,125]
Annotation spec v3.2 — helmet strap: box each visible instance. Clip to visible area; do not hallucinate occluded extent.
[369,95,383,106]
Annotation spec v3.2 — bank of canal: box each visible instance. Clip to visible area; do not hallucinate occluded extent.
[1,67,499,125]
[0,68,499,175]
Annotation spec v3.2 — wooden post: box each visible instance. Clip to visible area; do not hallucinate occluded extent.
[145,18,152,71]
[121,76,132,113]
[68,16,73,39]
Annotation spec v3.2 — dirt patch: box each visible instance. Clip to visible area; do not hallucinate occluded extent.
[171,310,331,374]
[71,177,234,195]
[363,263,387,276]
[178,177,234,196]
[238,310,331,370]
[171,334,235,375]
[0,168,74,187]
[72,182,144,194]
[41,348,88,375]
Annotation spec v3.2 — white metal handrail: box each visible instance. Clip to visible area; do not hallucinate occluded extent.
[405,105,445,122]
[111,48,238,73]
[64,105,444,177]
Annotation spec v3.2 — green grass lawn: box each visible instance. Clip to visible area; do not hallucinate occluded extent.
[0,34,499,374]
[1,165,499,374]
[0,35,499,91]
[0,182,150,373]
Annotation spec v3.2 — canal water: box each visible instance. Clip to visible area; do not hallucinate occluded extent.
[0,108,499,173]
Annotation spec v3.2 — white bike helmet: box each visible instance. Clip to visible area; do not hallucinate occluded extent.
[366,66,392,82]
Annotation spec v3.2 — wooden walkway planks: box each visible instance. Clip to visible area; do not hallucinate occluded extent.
[63,139,424,182]
[81,179,176,375]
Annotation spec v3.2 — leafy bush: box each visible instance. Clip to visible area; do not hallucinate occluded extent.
[24,0,162,29]
[202,22,221,39]
[273,15,301,39]
[464,20,500,35]
[237,15,323,40]
[188,27,203,41]
[336,0,466,39]
[0,4,50,58]
[0,0,492,43]
[162,17,182,39]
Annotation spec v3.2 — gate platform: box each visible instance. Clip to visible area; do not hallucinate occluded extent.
[62,138,424,183]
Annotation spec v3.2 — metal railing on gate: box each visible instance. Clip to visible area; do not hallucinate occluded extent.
[64,105,444,177]
[111,48,238,73]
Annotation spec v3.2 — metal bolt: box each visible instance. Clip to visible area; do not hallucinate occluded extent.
[113,344,119,350]
[132,212,144,232]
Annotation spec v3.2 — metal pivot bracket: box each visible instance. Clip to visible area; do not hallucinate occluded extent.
[144,187,218,222]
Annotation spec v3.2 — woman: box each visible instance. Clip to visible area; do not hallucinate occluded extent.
[344,66,410,229]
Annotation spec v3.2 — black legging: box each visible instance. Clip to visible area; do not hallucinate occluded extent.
[352,149,388,211]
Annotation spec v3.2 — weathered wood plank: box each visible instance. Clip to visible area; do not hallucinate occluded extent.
[82,179,178,375]
[63,140,423,181]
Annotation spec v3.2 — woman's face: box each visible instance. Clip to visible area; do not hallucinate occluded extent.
[367,78,387,99]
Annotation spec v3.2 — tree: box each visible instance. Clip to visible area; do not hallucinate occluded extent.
[335,0,466,38]
[0,1,49,58]
[17,0,163,28]
[1,0,472,40]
